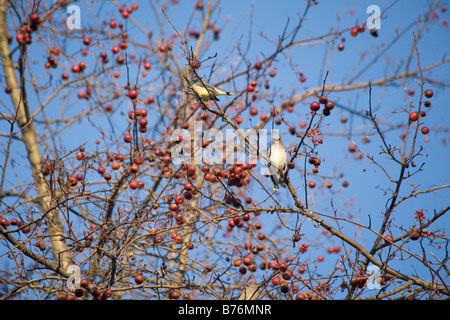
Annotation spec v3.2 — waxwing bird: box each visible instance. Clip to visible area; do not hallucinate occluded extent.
[190,77,233,101]
[268,134,287,191]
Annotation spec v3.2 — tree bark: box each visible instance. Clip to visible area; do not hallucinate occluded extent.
[0,0,71,272]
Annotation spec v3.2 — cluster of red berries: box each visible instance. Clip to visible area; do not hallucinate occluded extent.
[226,211,251,231]
[408,89,433,135]
[41,160,54,176]
[45,54,58,69]
[337,24,379,51]
[128,178,145,190]
[308,128,323,145]
[414,209,426,222]
[67,172,85,187]
[246,79,258,93]
[309,95,335,116]
[71,61,87,73]
[422,89,433,135]
[349,273,371,289]
[127,107,148,133]
[308,156,322,173]
[226,163,254,188]
[15,12,40,46]
[77,86,93,100]
[410,227,439,242]
[118,2,139,19]
[168,194,185,212]
[58,278,114,300]
[126,154,147,189]
[350,24,367,37]
[0,216,31,233]
[300,243,309,254]
[236,256,258,275]
[327,246,341,253]
[201,164,225,183]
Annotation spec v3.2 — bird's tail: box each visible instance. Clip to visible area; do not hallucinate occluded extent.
[270,172,280,191]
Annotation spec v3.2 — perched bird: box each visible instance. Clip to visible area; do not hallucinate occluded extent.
[190,77,233,101]
[268,134,287,191]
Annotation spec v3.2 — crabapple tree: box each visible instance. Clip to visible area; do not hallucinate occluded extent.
[0,0,449,300]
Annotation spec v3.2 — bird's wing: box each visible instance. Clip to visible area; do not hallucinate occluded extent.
[280,147,287,170]
[207,84,227,95]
